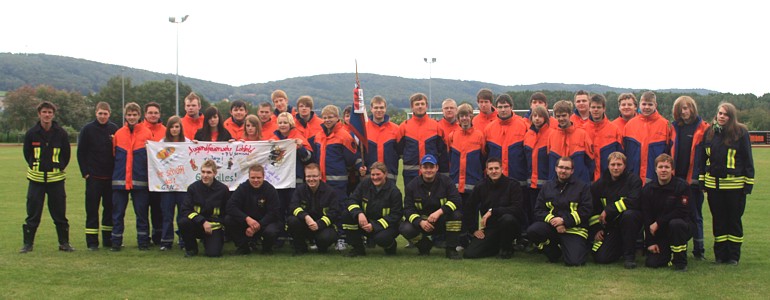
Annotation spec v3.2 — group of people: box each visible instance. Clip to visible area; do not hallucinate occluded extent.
[21,88,754,272]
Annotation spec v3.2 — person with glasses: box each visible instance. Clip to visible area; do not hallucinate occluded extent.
[527,156,593,266]
[287,163,339,255]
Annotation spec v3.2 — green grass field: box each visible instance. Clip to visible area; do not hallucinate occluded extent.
[1,145,768,298]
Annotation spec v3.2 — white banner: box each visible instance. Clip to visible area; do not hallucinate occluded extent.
[147,140,297,192]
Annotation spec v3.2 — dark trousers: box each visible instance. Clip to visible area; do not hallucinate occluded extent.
[645,218,692,268]
[464,214,520,258]
[527,222,588,266]
[277,188,294,239]
[689,186,705,256]
[111,189,150,247]
[460,192,477,235]
[527,188,541,229]
[287,215,337,252]
[591,210,642,264]
[399,212,461,249]
[342,214,399,250]
[178,217,224,257]
[25,180,69,244]
[707,189,746,262]
[149,191,163,245]
[224,215,282,251]
[85,178,113,247]
[160,192,185,247]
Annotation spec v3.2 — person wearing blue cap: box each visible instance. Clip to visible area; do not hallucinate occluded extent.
[400,154,463,259]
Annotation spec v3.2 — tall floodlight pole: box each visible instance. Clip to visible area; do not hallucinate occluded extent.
[169,15,189,116]
[423,57,436,113]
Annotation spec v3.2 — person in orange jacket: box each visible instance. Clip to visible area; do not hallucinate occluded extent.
[181,92,204,140]
[523,92,558,128]
[398,93,448,187]
[110,102,154,251]
[271,89,297,118]
[438,99,461,144]
[570,90,591,129]
[258,102,278,140]
[623,91,673,184]
[583,94,623,182]
[363,96,401,180]
[294,95,324,141]
[612,93,638,133]
[223,100,248,140]
[548,100,595,183]
[472,88,497,130]
[140,102,167,247]
[524,105,553,229]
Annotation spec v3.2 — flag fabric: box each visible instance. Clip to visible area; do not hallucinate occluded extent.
[350,84,368,153]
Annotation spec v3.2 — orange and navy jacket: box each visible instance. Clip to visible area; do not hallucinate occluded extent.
[611,116,633,134]
[365,115,401,180]
[223,117,245,140]
[24,121,71,183]
[312,122,361,191]
[181,114,203,141]
[274,106,297,118]
[484,115,529,184]
[570,109,591,129]
[447,126,486,193]
[583,116,623,181]
[260,118,278,140]
[140,120,166,142]
[294,112,324,141]
[548,124,595,183]
[112,123,153,190]
[698,125,754,194]
[398,115,448,179]
[524,122,553,188]
[623,111,673,184]
[473,110,497,131]
[438,118,461,145]
[671,116,709,184]
[270,128,313,181]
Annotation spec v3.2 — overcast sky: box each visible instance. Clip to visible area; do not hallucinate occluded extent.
[4,1,768,95]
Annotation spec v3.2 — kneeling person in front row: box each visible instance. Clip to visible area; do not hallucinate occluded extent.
[288,163,339,255]
[343,162,403,257]
[400,154,463,259]
[226,164,283,255]
[463,158,523,259]
[527,156,592,266]
[178,160,229,257]
[642,154,692,271]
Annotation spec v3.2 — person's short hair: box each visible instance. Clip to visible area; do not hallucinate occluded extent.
[457,103,474,117]
[558,156,574,167]
[574,90,590,101]
[271,90,288,102]
[640,91,657,103]
[370,161,388,174]
[477,88,494,102]
[305,163,321,173]
[321,105,339,117]
[617,93,637,106]
[230,100,247,111]
[144,101,161,113]
[277,112,296,128]
[95,101,111,112]
[343,105,353,116]
[654,153,673,167]
[370,95,387,107]
[553,100,573,115]
[442,98,457,107]
[37,101,57,113]
[672,96,699,121]
[607,151,627,164]
[495,94,513,107]
[184,92,201,105]
[297,96,314,109]
[530,106,550,125]
[486,157,503,167]
[258,102,273,110]
[124,102,141,114]
[201,160,217,174]
[249,164,265,174]
[590,94,606,108]
[409,93,428,107]
[530,92,547,105]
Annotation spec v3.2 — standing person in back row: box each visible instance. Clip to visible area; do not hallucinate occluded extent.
[570,90,591,129]
[583,94,623,182]
[140,102,166,248]
[612,93,638,133]
[670,96,709,260]
[20,101,74,253]
[699,102,754,265]
[181,92,204,140]
[78,101,119,250]
[398,93,448,187]
[623,91,673,184]
[473,88,497,130]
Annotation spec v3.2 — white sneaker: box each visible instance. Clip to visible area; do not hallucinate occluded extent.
[309,244,318,251]
[456,245,465,252]
[335,239,347,251]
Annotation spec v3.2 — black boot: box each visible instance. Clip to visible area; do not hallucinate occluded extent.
[102,230,113,248]
[415,237,433,256]
[384,241,397,256]
[86,232,99,250]
[20,224,36,254]
[344,245,366,257]
[446,247,462,260]
[56,225,75,252]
